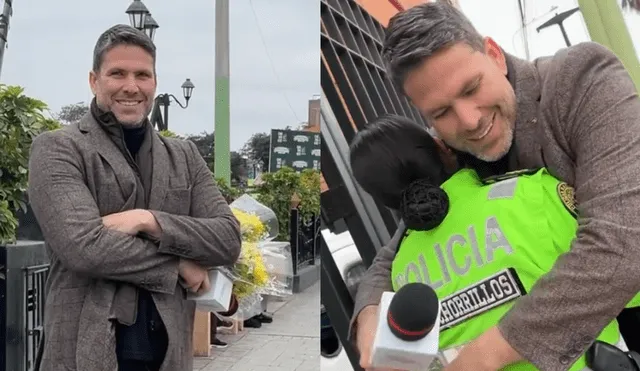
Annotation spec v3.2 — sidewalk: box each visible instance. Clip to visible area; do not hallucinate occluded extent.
[194,282,320,371]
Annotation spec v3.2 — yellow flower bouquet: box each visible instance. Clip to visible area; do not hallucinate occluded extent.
[213,195,293,320]
[229,208,271,299]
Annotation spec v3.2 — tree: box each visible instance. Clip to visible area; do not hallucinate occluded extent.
[242,132,271,170]
[180,132,245,185]
[230,151,247,184]
[55,102,89,125]
[0,85,61,243]
[185,132,215,170]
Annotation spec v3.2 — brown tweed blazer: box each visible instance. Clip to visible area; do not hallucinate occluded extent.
[351,42,640,371]
[27,113,242,371]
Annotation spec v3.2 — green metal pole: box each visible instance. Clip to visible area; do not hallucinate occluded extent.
[578,0,640,92]
[214,0,231,184]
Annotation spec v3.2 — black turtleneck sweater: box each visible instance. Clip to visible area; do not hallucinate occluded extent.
[123,125,146,157]
[90,101,168,364]
[118,125,167,363]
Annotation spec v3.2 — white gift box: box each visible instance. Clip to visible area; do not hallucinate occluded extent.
[186,269,234,312]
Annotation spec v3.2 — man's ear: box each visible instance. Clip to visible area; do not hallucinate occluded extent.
[484,37,507,76]
[89,70,97,96]
[434,138,459,174]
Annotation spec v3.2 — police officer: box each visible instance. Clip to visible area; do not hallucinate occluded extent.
[349,114,640,371]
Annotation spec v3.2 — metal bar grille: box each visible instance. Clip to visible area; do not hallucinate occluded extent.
[320,1,428,369]
[2,241,49,371]
[23,264,48,371]
[289,209,321,275]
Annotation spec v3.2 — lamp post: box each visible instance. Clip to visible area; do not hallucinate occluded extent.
[125,1,194,131]
[125,0,159,41]
[536,7,581,47]
[0,0,14,78]
[149,78,195,131]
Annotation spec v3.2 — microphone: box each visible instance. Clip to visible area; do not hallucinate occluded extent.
[369,282,441,370]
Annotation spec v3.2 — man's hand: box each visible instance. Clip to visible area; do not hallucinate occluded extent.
[178,259,210,295]
[102,209,162,240]
[443,326,523,371]
[356,305,404,371]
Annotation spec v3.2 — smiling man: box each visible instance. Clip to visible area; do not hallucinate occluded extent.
[28,24,242,371]
[90,41,156,126]
[351,2,640,371]
[403,40,517,163]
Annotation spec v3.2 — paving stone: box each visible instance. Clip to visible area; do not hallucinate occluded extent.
[196,282,320,371]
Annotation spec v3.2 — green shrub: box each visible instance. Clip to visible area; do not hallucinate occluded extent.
[0,85,61,244]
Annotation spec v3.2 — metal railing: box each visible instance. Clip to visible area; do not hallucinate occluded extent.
[23,264,47,371]
[1,241,50,371]
[289,209,320,275]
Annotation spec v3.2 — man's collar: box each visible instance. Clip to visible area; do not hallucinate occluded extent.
[504,51,544,170]
[79,98,150,134]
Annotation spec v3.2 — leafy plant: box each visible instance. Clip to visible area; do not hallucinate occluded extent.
[215,177,242,204]
[0,85,61,244]
[255,167,321,241]
[297,169,321,220]
[157,129,182,139]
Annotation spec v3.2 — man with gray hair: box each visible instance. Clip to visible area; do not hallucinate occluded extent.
[351,2,640,371]
[28,24,242,371]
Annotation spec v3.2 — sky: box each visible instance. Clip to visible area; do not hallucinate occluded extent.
[3,0,640,151]
[458,0,640,62]
[1,0,320,151]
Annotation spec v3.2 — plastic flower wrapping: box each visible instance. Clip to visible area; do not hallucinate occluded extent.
[216,195,293,319]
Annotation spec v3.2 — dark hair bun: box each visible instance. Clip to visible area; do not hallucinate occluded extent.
[400,179,449,231]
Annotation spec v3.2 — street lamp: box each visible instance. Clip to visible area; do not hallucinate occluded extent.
[125,0,159,41]
[125,0,149,30]
[142,14,159,41]
[0,0,14,78]
[150,78,195,131]
[125,1,192,131]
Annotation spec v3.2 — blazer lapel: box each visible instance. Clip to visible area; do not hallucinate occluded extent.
[78,115,137,208]
[148,132,169,210]
[507,55,545,170]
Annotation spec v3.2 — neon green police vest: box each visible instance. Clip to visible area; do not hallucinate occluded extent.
[391,168,640,371]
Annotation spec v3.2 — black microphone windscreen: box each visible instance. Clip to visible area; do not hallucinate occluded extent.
[387,283,439,341]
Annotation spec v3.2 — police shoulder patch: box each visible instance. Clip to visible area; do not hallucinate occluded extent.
[439,268,526,331]
[557,182,577,218]
[481,168,540,185]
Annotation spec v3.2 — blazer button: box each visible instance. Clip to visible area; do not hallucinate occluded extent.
[559,355,571,365]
